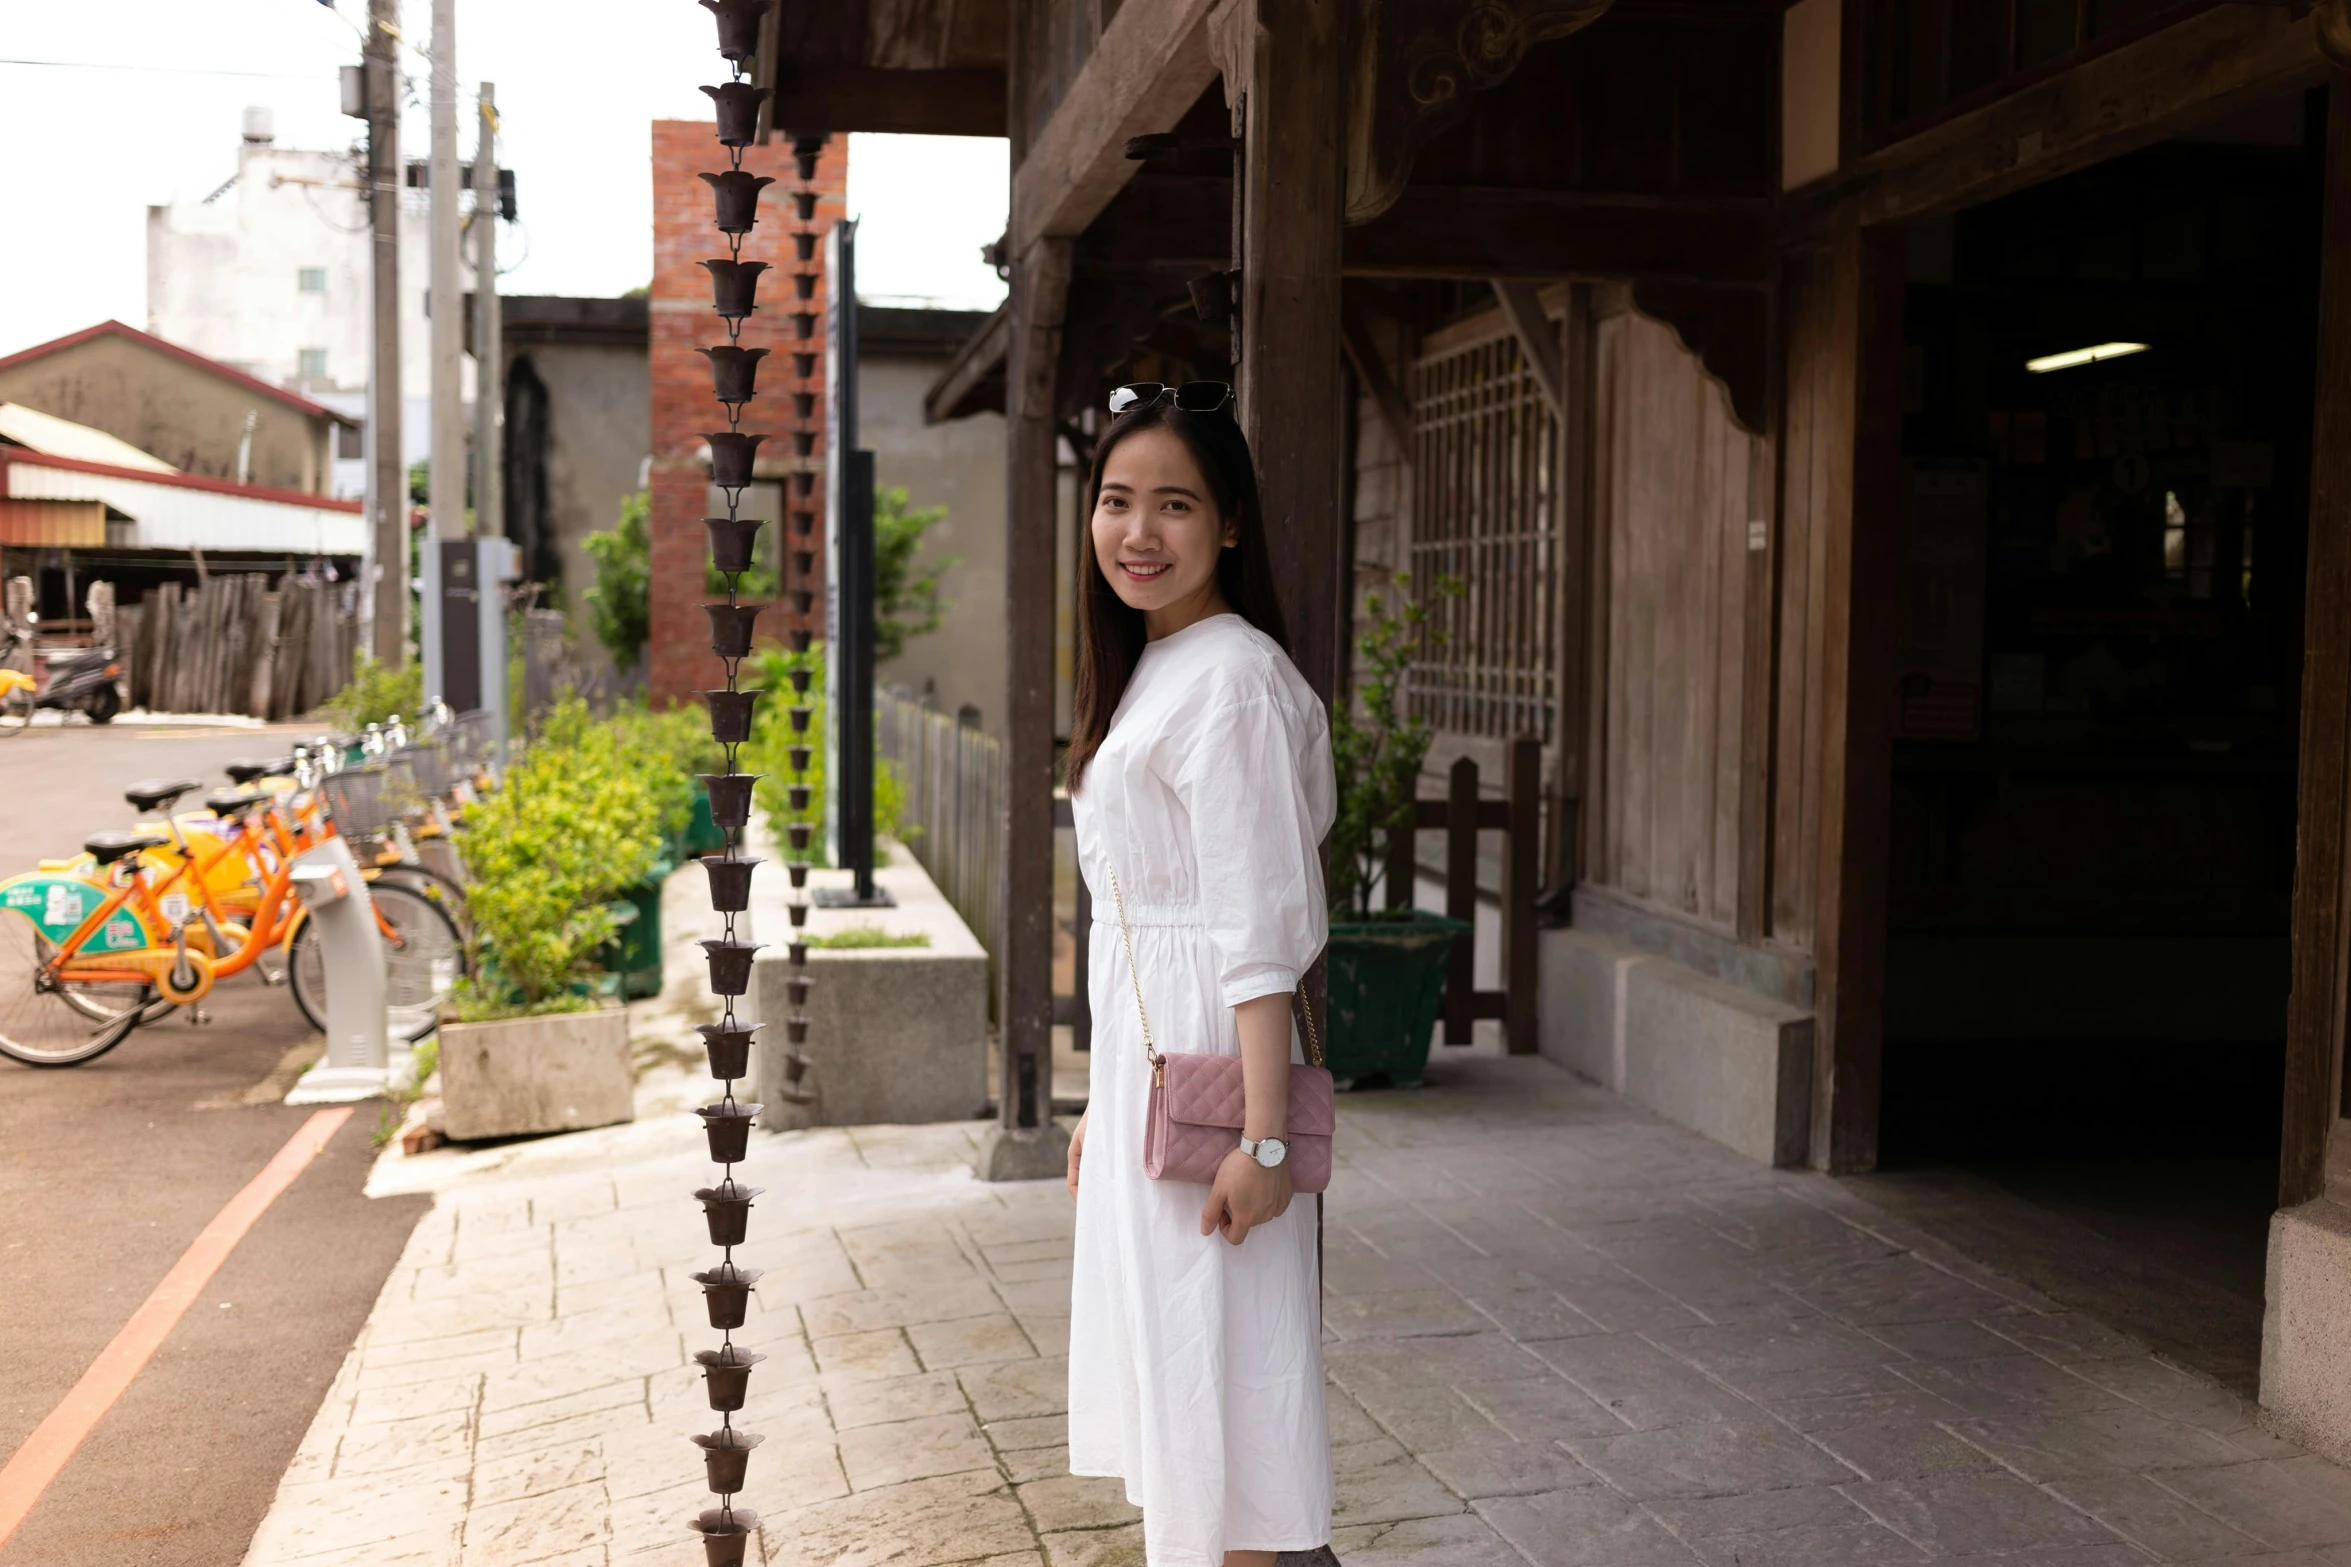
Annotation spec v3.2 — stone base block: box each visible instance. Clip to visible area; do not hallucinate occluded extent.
[756,946,988,1129]
[437,1005,635,1142]
[1538,928,1813,1166]
[975,1123,1071,1183]
[2262,1197,2351,1463]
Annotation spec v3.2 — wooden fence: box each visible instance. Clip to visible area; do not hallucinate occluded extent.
[876,690,1004,971]
[123,575,357,720]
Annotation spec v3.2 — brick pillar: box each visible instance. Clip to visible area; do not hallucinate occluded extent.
[648,121,847,706]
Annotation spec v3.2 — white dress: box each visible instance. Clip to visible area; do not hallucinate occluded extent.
[1067,612,1337,1567]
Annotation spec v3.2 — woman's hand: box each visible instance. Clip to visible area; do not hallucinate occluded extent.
[1201,1146,1293,1244]
[1066,1110,1088,1200]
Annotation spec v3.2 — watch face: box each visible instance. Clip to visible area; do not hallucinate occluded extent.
[1254,1138,1287,1168]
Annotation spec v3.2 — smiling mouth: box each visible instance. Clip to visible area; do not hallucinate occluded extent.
[1119,561,1170,581]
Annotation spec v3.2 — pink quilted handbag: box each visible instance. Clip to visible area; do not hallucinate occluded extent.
[1106,869,1335,1193]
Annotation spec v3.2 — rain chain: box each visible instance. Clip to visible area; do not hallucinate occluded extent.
[680,2,820,1560]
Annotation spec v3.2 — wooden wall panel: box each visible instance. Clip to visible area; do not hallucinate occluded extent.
[1586,305,1761,932]
[1772,248,1840,956]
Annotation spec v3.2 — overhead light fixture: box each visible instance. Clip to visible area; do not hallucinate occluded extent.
[2026,342,2150,374]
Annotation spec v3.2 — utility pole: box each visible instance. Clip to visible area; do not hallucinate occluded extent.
[424,0,462,708]
[365,0,405,664]
[472,83,501,546]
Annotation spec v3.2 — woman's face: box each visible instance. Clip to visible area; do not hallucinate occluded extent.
[1090,425,1235,635]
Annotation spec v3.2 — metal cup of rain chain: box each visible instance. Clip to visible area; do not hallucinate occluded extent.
[787,589,814,616]
[690,1505,760,1567]
[784,665,813,694]
[697,1021,759,1080]
[701,853,761,911]
[783,1051,810,1085]
[703,259,767,319]
[701,82,772,147]
[788,744,811,771]
[695,1176,761,1246]
[701,170,775,234]
[787,863,809,889]
[703,604,763,660]
[698,772,759,828]
[785,784,811,812]
[697,1100,761,1163]
[700,938,764,996]
[787,627,813,654]
[699,0,775,60]
[706,430,766,487]
[787,706,813,735]
[786,822,813,852]
[793,391,816,418]
[692,1259,763,1328]
[785,1016,810,1044]
[704,515,763,575]
[699,345,768,404]
[704,688,761,745]
[792,351,816,378]
[793,272,818,300]
[792,190,817,221]
[785,902,809,930]
[696,1344,764,1410]
[693,1428,765,1494]
[791,432,816,458]
[793,232,817,262]
[785,974,812,1008]
[791,312,817,340]
[792,132,824,181]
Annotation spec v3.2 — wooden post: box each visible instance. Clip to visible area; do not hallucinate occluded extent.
[2282,70,2351,1208]
[1233,0,1347,705]
[1445,755,1477,1045]
[1553,284,1595,895]
[1504,735,1540,1054]
[1737,278,1785,944]
[989,236,1073,1162]
[1807,217,1907,1174]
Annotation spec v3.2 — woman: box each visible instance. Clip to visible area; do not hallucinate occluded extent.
[1063,382,1336,1567]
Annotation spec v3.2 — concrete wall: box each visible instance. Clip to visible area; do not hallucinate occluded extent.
[1540,926,1814,1166]
[0,333,331,495]
[503,334,649,632]
[862,351,1007,731]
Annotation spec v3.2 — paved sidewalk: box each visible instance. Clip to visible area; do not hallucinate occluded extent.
[245,1051,2351,1567]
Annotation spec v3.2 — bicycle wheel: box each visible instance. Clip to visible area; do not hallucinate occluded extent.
[366,864,470,930]
[288,882,465,1044]
[0,912,152,1066]
[0,687,31,738]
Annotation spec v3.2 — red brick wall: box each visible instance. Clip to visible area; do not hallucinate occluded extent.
[648,120,848,706]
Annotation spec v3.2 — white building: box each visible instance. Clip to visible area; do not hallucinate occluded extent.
[146,107,457,499]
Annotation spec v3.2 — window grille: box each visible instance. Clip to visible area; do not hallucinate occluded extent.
[298,267,328,293]
[1407,329,1560,742]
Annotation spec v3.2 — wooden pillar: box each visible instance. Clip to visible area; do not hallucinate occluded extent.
[2282,71,2351,1208]
[997,236,1073,1139]
[1807,216,1906,1174]
[1232,0,1346,705]
[1554,284,1596,894]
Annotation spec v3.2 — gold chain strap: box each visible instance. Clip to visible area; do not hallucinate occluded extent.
[1103,866,1324,1074]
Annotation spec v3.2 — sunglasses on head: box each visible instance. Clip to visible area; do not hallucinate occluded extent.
[1107,381,1234,416]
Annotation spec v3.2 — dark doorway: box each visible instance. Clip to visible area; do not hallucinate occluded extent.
[1868,94,2328,1393]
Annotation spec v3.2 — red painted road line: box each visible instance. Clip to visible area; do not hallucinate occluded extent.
[0,1106,354,1548]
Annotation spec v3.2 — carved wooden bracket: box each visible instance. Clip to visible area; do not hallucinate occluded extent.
[2320,0,2351,70]
[1343,0,1615,225]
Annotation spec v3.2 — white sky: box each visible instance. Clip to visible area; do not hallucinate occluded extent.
[0,0,1010,358]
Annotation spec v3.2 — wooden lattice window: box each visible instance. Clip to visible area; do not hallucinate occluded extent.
[1408,328,1560,743]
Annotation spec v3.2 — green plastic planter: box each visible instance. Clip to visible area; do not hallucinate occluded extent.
[683,785,729,859]
[1324,910,1472,1088]
[601,868,669,1001]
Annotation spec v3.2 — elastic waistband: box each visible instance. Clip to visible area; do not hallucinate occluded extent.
[1092,901,1202,929]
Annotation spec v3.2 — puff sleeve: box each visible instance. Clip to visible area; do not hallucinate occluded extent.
[1172,679,1336,1008]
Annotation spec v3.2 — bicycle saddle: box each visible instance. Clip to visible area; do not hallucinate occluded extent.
[84,830,169,865]
[224,758,285,785]
[206,788,261,816]
[124,778,205,814]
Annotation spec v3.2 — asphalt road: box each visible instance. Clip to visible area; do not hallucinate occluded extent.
[0,720,431,1566]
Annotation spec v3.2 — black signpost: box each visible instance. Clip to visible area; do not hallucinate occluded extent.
[818,216,890,908]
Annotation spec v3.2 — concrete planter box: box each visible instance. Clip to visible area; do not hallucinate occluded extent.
[437,1002,635,1141]
[752,843,988,1130]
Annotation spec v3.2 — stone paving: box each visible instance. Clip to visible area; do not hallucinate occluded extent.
[243,1052,2351,1567]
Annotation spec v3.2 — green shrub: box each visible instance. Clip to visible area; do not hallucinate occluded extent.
[806,923,931,949]
[744,644,911,868]
[1328,572,1462,919]
[583,490,651,673]
[318,653,424,729]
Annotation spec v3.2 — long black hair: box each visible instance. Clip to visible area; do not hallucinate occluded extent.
[1066,400,1289,791]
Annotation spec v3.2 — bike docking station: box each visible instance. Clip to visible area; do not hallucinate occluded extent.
[284,834,406,1104]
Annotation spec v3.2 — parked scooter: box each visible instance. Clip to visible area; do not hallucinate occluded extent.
[0,626,123,735]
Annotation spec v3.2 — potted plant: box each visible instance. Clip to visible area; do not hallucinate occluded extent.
[1323,573,1470,1088]
[436,698,655,1140]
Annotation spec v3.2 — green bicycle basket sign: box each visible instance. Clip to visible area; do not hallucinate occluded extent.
[1,875,149,951]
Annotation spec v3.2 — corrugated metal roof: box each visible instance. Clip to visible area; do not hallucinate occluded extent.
[0,404,177,473]
[4,454,363,555]
[0,499,105,547]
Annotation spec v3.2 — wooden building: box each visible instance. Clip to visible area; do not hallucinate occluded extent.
[754,0,2351,1444]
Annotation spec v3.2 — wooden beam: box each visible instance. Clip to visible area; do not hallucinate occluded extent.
[1491,280,1566,422]
[1338,302,1412,460]
[1236,0,1347,706]
[1346,187,1774,285]
[1008,0,1225,250]
[1805,218,1906,1175]
[996,236,1072,1138]
[2283,70,2351,1209]
[923,304,1009,424]
[771,65,1006,137]
[1791,4,2330,234]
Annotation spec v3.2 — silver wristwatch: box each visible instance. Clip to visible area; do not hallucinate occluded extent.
[1239,1135,1289,1169]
